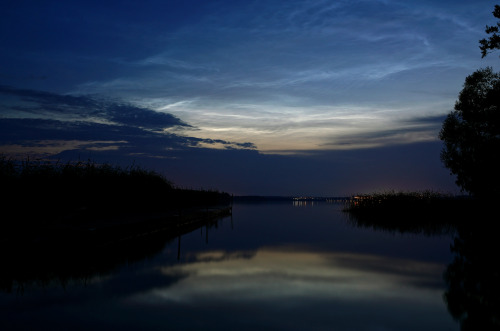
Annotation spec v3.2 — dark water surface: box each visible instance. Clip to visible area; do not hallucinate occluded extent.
[1,202,460,330]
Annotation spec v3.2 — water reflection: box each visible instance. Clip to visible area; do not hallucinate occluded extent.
[0,202,473,330]
[156,247,446,303]
[293,200,317,207]
[444,224,500,330]
[348,209,500,331]
[344,208,456,236]
[115,245,454,331]
[0,215,226,294]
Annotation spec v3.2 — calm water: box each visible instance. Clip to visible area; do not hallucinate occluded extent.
[1,202,460,330]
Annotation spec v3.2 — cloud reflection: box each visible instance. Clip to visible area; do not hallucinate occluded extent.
[153,247,446,304]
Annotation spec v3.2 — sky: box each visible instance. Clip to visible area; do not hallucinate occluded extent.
[0,0,498,196]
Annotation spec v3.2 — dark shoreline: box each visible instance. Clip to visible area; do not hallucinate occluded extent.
[342,191,494,234]
[0,206,232,294]
[1,206,232,248]
[0,157,234,285]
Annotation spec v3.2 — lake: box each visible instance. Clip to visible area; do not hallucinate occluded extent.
[0,201,470,330]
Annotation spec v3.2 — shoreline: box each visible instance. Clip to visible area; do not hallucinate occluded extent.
[1,205,232,250]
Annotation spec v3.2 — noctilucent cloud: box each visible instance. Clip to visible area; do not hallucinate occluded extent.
[0,0,498,195]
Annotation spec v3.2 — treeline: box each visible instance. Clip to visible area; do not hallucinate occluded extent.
[0,156,231,219]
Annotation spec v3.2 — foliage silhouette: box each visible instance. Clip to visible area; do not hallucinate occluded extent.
[0,155,232,257]
[479,5,500,58]
[439,67,500,197]
[343,191,479,234]
[0,156,231,217]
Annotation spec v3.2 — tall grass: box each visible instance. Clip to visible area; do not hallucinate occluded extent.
[343,190,452,212]
[0,156,230,220]
[342,190,483,228]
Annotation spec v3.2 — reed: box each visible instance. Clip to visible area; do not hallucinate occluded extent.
[0,156,231,222]
[342,190,484,228]
[343,190,451,212]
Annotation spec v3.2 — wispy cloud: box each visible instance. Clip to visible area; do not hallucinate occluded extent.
[2,0,498,155]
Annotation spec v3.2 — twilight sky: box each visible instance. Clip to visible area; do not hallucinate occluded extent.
[1,0,498,196]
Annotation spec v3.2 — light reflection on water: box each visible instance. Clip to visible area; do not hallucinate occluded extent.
[155,248,446,304]
[0,202,459,330]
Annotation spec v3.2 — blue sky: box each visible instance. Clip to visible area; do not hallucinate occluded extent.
[1,0,498,195]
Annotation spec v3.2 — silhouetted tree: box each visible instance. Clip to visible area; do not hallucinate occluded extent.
[480,5,500,57]
[439,67,500,197]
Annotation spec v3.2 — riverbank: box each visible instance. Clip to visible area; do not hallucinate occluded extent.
[0,156,232,247]
[342,191,492,231]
